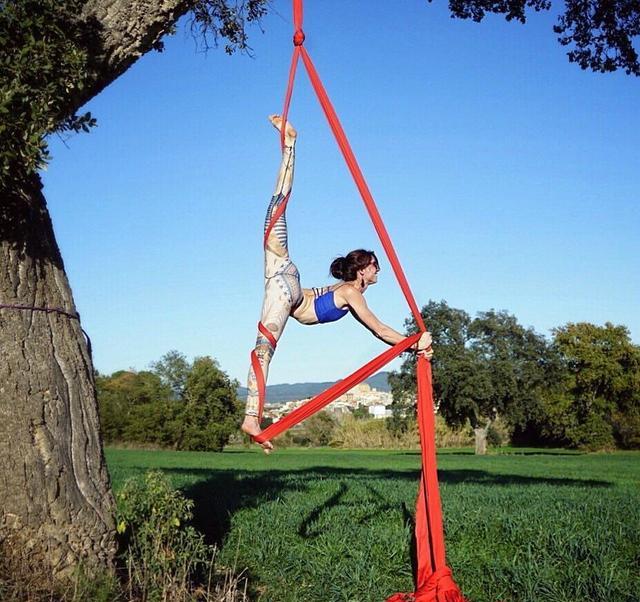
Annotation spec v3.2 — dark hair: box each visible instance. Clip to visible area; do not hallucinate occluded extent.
[330,249,379,281]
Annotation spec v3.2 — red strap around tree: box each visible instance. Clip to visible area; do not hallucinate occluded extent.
[251,2,468,600]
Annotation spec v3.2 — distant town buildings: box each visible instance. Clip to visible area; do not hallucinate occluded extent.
[264,382,393,422]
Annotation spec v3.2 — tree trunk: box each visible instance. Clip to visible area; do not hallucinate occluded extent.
[473,420,491,455]
[0,176,116,580]
[0,1,196,582]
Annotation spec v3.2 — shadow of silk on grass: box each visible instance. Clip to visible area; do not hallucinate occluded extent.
[152,465,611,548]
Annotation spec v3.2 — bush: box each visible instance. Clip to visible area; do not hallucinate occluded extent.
[486,415,512,448]
[116,471,247,601]
[434,415,474,448]
[304,412,337,446]
[566,413,616,451]
[386,413,412,437]
[0,471,249,601]
[272,413,337,447]
[612,408,640,449]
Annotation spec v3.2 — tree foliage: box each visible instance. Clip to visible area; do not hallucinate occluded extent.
[542,322,640,449]
[391,301,553,436]
[389,301,473,425]
[97,351,242,451]
[553,0,640,75]
[97,369,173,442]
[190,0,268,54]
[151,349,191,399]
[180,356,242,451]
[442,0,640,75]
[0,0,94,183]
[468,308,559,431]
[388,301,640,452]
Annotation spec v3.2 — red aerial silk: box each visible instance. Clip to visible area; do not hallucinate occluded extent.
[251,2,469,600]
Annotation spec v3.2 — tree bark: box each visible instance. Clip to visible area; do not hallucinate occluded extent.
[76,0,191,112]
[0,176,115,579]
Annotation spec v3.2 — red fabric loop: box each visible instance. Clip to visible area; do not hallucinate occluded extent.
[293,29,305,46]
[250,350,267,421]
[264,190,291,248]
[250,322,278,422]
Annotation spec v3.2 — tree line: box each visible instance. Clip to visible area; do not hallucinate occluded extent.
[98,303,640,454]
[389,301,640,452]
[97,351,242,452]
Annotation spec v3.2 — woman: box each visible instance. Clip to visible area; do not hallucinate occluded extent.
[241,116,432,451]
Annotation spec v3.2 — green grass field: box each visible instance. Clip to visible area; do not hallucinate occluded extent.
[105,447,640,602]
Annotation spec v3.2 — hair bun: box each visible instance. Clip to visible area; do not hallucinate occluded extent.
[330,256,346,280]
[329,249,377,282]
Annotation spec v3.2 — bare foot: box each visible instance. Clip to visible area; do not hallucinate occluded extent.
[241,415,274,454]
[268,114,297,146]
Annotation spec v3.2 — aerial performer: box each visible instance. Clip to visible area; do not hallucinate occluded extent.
[241,115,433,451]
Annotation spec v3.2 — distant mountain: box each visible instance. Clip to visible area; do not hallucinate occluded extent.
[237,371,391,404]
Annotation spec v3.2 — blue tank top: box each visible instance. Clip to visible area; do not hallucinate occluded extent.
[313,290,348,324]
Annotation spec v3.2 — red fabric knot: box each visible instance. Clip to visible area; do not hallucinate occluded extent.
[293,29,305,45]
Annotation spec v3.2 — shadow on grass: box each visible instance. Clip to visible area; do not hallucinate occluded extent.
[297,481,408,539]
[298,482,347,538]
[122,464,611,550]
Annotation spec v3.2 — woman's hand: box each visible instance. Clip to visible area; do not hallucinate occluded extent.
[417,331,432,351]
[415,331,434,359]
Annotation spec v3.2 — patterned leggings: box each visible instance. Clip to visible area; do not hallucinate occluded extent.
[245,143,303,417]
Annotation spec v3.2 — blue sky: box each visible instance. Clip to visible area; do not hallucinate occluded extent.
[41,1,639,386]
